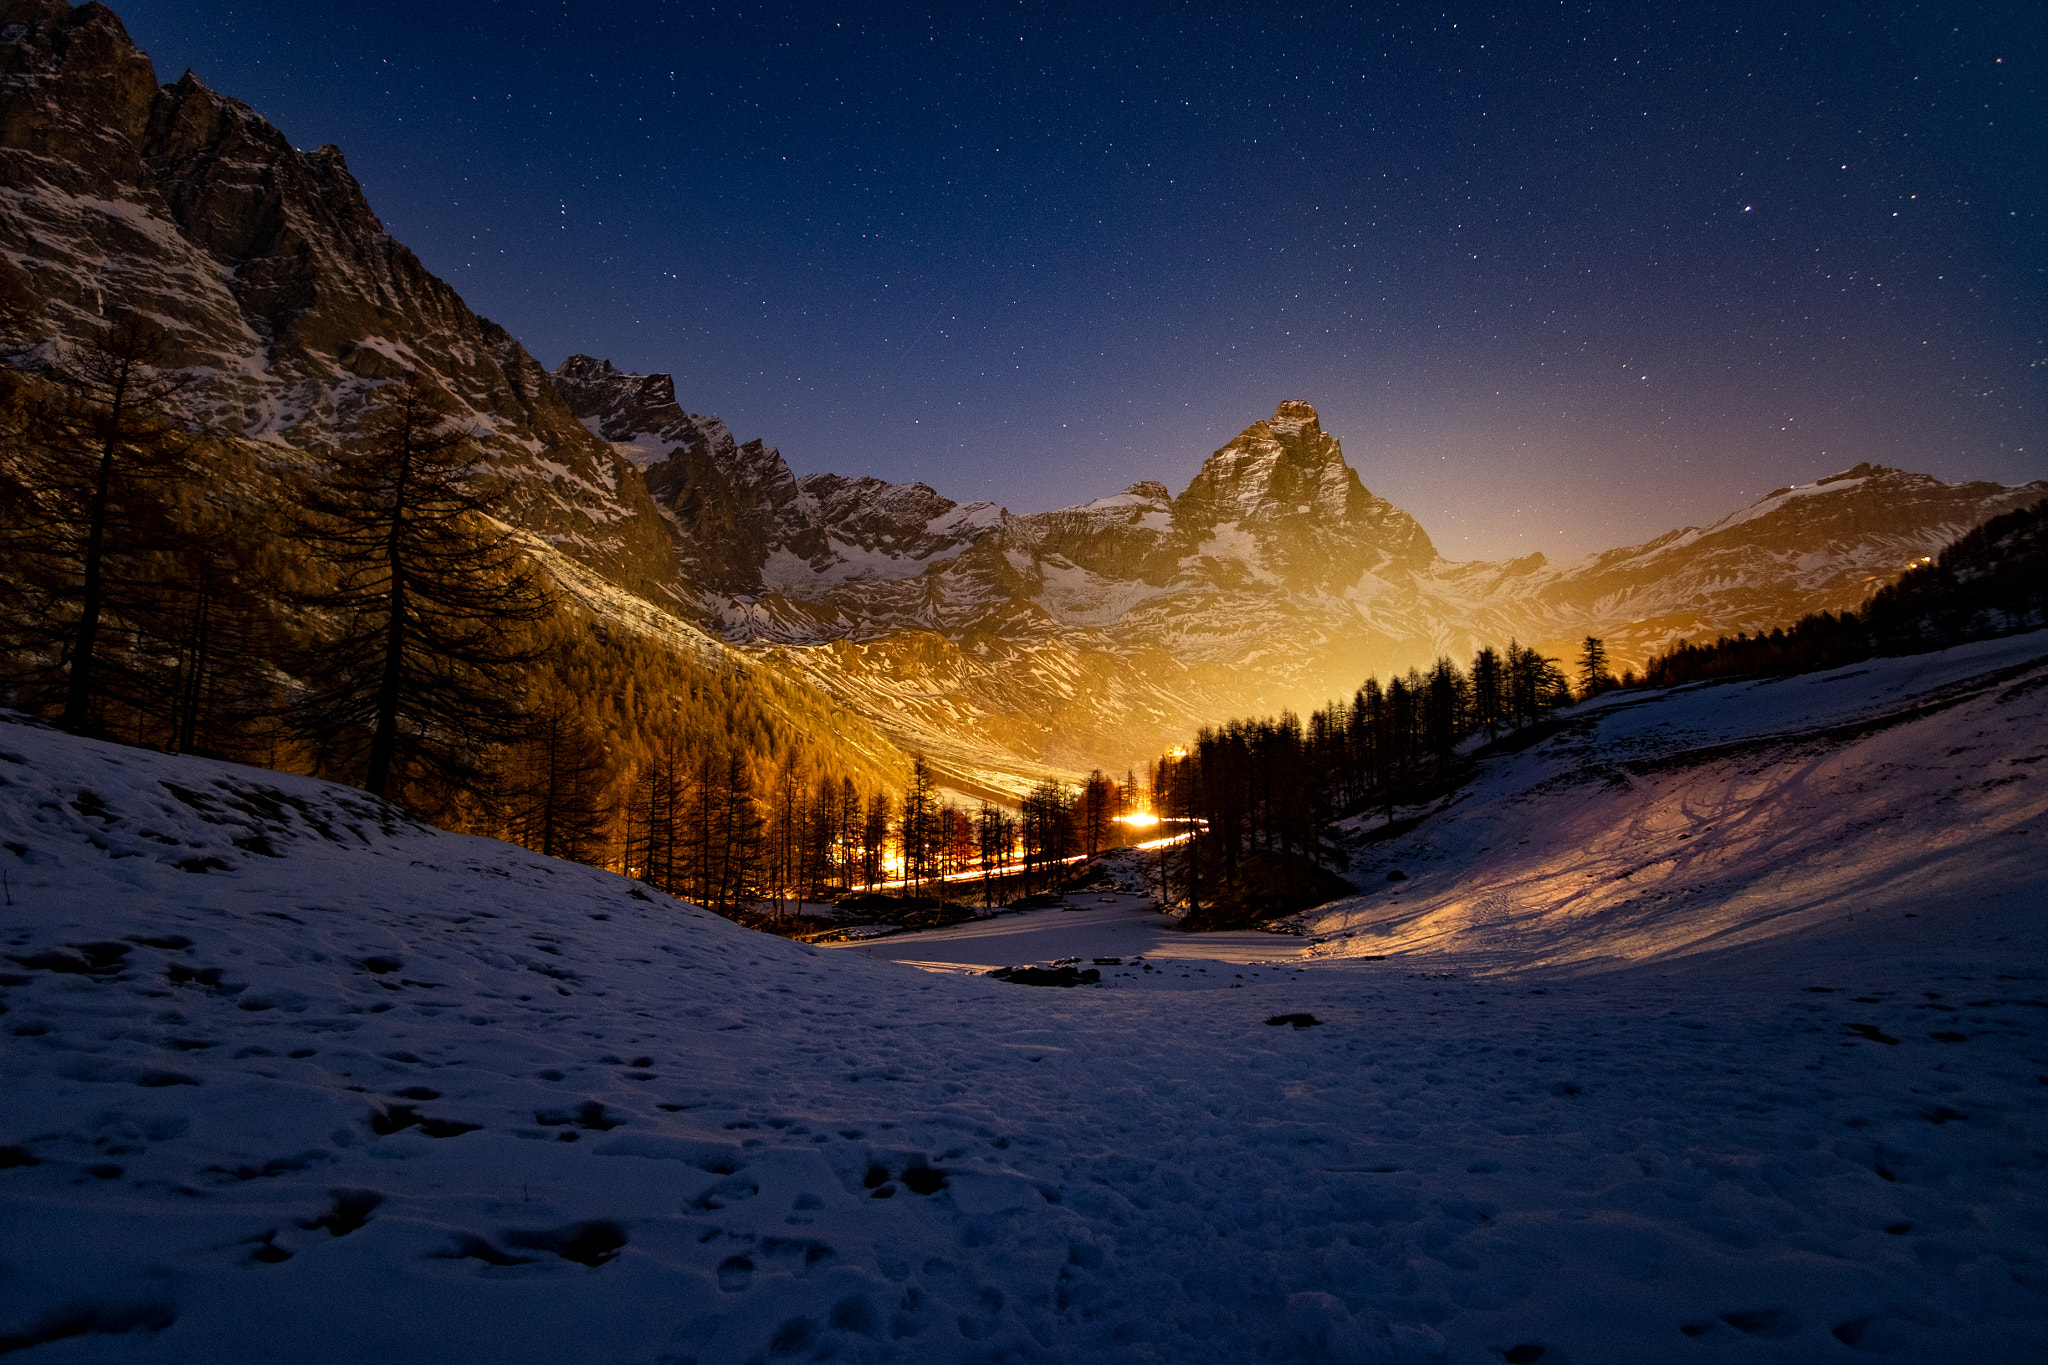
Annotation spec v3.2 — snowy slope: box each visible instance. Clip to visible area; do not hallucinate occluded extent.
[3,633,2047,1363]
[1300,630,2048,975]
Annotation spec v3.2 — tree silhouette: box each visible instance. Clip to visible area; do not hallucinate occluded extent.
[900,754,938,894]
[288,380,551,805]
[1576,636,1612,699]
[0,312,199,734]
[1080,769,1115,857]
[975,799,1010,905]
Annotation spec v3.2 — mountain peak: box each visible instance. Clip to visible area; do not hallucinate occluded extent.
[553,354,678,413]
[1266,400,1320,437]
[1181,399,1359,527]
[1169,401,1438,588]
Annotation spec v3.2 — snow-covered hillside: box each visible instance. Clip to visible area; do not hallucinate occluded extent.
[1300,630,2048,974]
[3,634,2045,1364]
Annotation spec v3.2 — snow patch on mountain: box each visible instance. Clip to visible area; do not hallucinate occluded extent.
[1704,472,1878,536]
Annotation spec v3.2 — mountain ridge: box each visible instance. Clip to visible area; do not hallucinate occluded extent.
[555,352,2046,777]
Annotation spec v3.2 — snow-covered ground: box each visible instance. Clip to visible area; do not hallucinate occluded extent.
[2,632,2044,1363]
[1300,629,2048,977]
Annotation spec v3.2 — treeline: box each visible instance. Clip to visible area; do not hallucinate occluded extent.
[1148,499,2048,926]
[0,312,911,914]
[1641,499,2048,688]
[1150,641,1575,922]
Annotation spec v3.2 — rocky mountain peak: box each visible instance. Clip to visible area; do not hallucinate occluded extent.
[1265,399,1322,438]
[550,353,721,468]
[554,353,675,414]
[1168,399,1438,588]
[547,355,806,593]
[1178,400,1356,527]
[546,354,806,527]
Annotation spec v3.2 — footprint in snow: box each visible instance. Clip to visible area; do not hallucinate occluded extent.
[1682,1308,1799,1340]
[299,1189,382,1237]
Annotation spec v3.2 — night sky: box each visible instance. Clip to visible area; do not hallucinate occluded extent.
[115,0,2043,560]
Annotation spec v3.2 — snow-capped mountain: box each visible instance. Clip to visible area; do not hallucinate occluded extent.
[559,355,2046,778]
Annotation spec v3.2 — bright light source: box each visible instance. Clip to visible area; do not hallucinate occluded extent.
[1119,812,1160,828]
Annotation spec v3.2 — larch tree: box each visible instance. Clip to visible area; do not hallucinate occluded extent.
[0,312,199,734]
[1080,769,1114,857]
[505,689,614,863]
[901,754,937,894]
[769,755,804,924]
[975,799,1006,906]
[288,379,551,806]
[1576,636,1612,699]
[836,777,863,890]
[861,791,891,890]
[1469,646,1506,738]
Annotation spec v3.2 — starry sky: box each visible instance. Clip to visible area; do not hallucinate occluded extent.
[116,0,2043,560]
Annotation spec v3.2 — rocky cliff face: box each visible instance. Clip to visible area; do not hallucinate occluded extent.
[1167,399,1437,591]
[0,0,679,598]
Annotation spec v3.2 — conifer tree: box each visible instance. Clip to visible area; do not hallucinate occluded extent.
[768,756,804,923]
[1080,769,1114,857]
[837,777,863,890]
[1469,646,1506,738]
[288,380,551,805]
[901,754,938,894]
[975,799,1006,906]
[862,790,891,890]
[0,312,199,733]
[1576,636,1611,699]
[802,772,838,900]
[505,690,614,863]
[631,726,690,891]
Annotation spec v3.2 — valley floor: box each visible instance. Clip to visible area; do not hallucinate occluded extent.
[2,633,2044,1363]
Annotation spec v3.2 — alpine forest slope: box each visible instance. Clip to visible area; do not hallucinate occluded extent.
[2,629,2045,1363]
